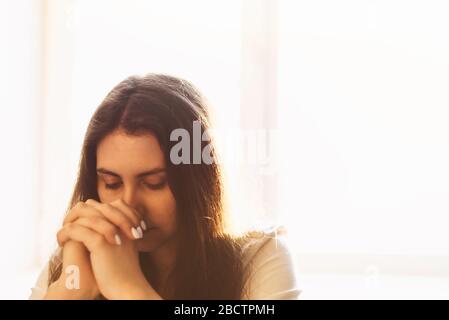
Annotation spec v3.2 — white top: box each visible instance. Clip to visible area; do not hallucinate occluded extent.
[239,225,300,299]
[29,225,300,300]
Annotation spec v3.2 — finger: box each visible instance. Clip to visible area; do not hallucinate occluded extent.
[110,199,147,232]
[57,223,106,252]
[85,199,143,240]
[75,216,121,246]
[63,201,103,226]
[65,201,138,242]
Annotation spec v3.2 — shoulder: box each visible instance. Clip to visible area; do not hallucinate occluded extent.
[237,225,288,267]
[29,247,61,300]
[29,262,50,300]
[236,225,301,299]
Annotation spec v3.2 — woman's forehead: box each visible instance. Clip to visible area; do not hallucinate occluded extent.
[96,130,165,173]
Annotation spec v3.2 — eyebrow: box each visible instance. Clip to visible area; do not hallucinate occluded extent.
[96,167,166,178]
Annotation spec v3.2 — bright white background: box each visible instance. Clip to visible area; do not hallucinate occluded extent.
[1,0,449,299]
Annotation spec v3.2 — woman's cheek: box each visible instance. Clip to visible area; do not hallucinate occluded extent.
[149,190,177,232]
[97,187,115,203]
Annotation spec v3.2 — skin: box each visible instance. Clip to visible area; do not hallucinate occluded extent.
[45,129,178,299]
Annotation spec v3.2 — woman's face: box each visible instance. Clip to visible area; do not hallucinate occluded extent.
[96,129,177,252]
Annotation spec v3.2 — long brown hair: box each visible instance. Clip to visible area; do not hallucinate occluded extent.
[48,73,247,299]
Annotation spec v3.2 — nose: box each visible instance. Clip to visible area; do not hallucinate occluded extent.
[121,184,140,209]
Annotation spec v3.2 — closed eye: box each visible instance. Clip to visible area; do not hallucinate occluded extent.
[143,181,166,190]
[105,182,122,190]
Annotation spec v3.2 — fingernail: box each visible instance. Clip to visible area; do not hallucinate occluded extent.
[140,220,147,231]
[131,227,140,239]
[115,234,122,245]
[137,226,144,238]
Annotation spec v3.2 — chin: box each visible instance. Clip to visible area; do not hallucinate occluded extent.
[135,228,169,252]
[136,242,159,252]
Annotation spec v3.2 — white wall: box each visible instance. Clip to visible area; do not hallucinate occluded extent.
[278,0,449,298]
[0,0,43,299]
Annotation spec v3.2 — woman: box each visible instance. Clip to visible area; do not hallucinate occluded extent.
[29,73,300,300]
